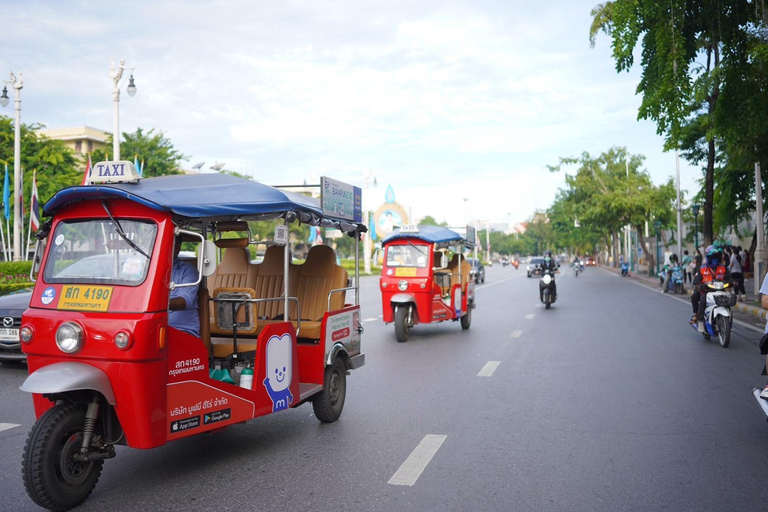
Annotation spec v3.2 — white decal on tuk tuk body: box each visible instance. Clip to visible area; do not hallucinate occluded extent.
[263,334,294,412]
[324,307,362,357]
[453,287,462,316]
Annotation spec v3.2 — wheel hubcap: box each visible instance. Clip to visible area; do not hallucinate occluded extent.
[58,432,93,486]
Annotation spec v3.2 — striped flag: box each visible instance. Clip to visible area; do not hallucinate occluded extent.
[29,171,40,232]
[81,154,92,185]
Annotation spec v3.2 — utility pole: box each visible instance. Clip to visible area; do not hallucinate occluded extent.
[755,161,765,295]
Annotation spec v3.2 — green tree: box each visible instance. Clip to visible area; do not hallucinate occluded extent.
[0,115,80,212]
[418,215,447,227]
[590,0,759,245]
[91,127,188,176]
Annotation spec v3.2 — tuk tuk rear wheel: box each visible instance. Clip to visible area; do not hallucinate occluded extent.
[22,403,104,511]
[395,307,410,342]
[312,358,346,423]
[460,305,471,330]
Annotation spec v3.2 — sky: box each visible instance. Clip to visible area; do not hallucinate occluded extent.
[0,0,701,228]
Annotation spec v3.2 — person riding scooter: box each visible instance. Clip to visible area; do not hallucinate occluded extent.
[691,245,730,333]
[661,253,680,292]
[540,251,558,301]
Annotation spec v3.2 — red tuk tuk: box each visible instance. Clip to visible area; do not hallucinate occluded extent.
[18,162,365,510]
[379,225,476,342]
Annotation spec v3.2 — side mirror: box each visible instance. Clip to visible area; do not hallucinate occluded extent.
[201,239,217,277]
[434,252,448,270]
[30,240,45,282]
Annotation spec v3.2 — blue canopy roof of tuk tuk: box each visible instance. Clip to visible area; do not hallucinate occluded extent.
[43,173,364,232]
[382,225,466,246]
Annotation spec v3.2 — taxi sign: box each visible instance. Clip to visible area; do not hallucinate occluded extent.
[86,161,140,185]
[400,224,419,233]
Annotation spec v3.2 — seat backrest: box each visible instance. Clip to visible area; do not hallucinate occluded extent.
[293,245,347,321]
[447,254,470,288]
[207,239,258,294]
[253,245,291,319]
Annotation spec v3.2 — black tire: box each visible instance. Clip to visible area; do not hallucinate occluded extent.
[544,290,551,309]
[22,403,104,511]
[460,305,471,330]
[312,358,346,423]
[676,283,684,295]
[395,307,409,343]
[717,315,731,348]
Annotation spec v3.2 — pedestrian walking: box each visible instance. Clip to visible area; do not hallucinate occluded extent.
[682,249,693,283]
[730,246,746,300]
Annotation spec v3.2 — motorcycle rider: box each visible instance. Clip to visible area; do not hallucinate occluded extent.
[691,245,730,333]
[573,255,582,274]
[661,253,680,293]
[540,250,558,301]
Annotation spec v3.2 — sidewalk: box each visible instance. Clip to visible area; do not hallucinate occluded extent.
[603,265,768,323]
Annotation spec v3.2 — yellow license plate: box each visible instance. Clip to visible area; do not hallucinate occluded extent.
[395,267,418,277]
[58,286,113,312]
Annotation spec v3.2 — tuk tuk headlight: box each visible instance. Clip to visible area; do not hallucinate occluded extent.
[398,280,408,291]
[20,325,33,343]
[56,322,84,354]
[114,331,132,350]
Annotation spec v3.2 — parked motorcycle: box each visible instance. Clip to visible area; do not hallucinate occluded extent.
[690,280,737,348]
[620,262,629,277]
[659,264,685,294]
[540,268,558,309]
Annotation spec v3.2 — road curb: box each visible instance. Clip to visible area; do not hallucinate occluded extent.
[602,265,768,322]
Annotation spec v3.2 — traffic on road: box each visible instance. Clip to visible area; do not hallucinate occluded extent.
[3,236,768,511]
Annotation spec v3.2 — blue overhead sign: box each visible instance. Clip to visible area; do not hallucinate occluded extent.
[321,176,362,222]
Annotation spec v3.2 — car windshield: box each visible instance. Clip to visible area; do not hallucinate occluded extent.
[44,219,157,286]
[530,258,544,265]
[386,244,429,268]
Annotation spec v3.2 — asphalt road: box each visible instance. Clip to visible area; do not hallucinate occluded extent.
[3,265,768,511]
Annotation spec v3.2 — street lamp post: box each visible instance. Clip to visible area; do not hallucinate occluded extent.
[1,72,23,261]
[654,220,662,276]
[109,59,137,161]
[692,203,700,255]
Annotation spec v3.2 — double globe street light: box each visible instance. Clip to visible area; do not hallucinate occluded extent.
[109,59,137,161]
[1,72,24,261]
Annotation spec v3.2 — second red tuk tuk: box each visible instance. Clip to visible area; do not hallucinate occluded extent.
[379,225,476,342]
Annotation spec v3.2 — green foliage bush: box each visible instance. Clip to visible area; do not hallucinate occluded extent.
[0,262,34,293]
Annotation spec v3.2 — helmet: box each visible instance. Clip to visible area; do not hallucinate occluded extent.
[705,245,723,267]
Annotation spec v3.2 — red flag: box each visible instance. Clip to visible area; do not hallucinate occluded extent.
[81,154,92,185]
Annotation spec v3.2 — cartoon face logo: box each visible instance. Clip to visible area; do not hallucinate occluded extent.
[266,334,292,392]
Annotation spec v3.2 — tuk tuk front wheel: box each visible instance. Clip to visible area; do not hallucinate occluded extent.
[22,403,104,511]
[395,306,410,342]
[460,304,472,330]
[312,358,346,423]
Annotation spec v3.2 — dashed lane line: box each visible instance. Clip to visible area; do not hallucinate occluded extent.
[388,434,448,486]
[526,314,534,320]
[510,330,523,338]
[0,423,21,432]
[477,361,500,377]
[363,317,378,323]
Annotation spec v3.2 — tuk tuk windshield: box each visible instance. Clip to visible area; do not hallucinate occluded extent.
[386,244,429,268]
[43,219,157,286]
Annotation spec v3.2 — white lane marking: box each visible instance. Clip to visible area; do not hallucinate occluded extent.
[0,423,21,432]
[363,317,378,322]
[526,314,534,320]
[377,314,383,319]
[388,434,447,486]
[510,330,523,338]
[607,268,765,334]
[477,361,500,377]
[473,273,525,290]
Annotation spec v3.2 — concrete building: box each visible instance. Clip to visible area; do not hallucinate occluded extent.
[38,126,110,160]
